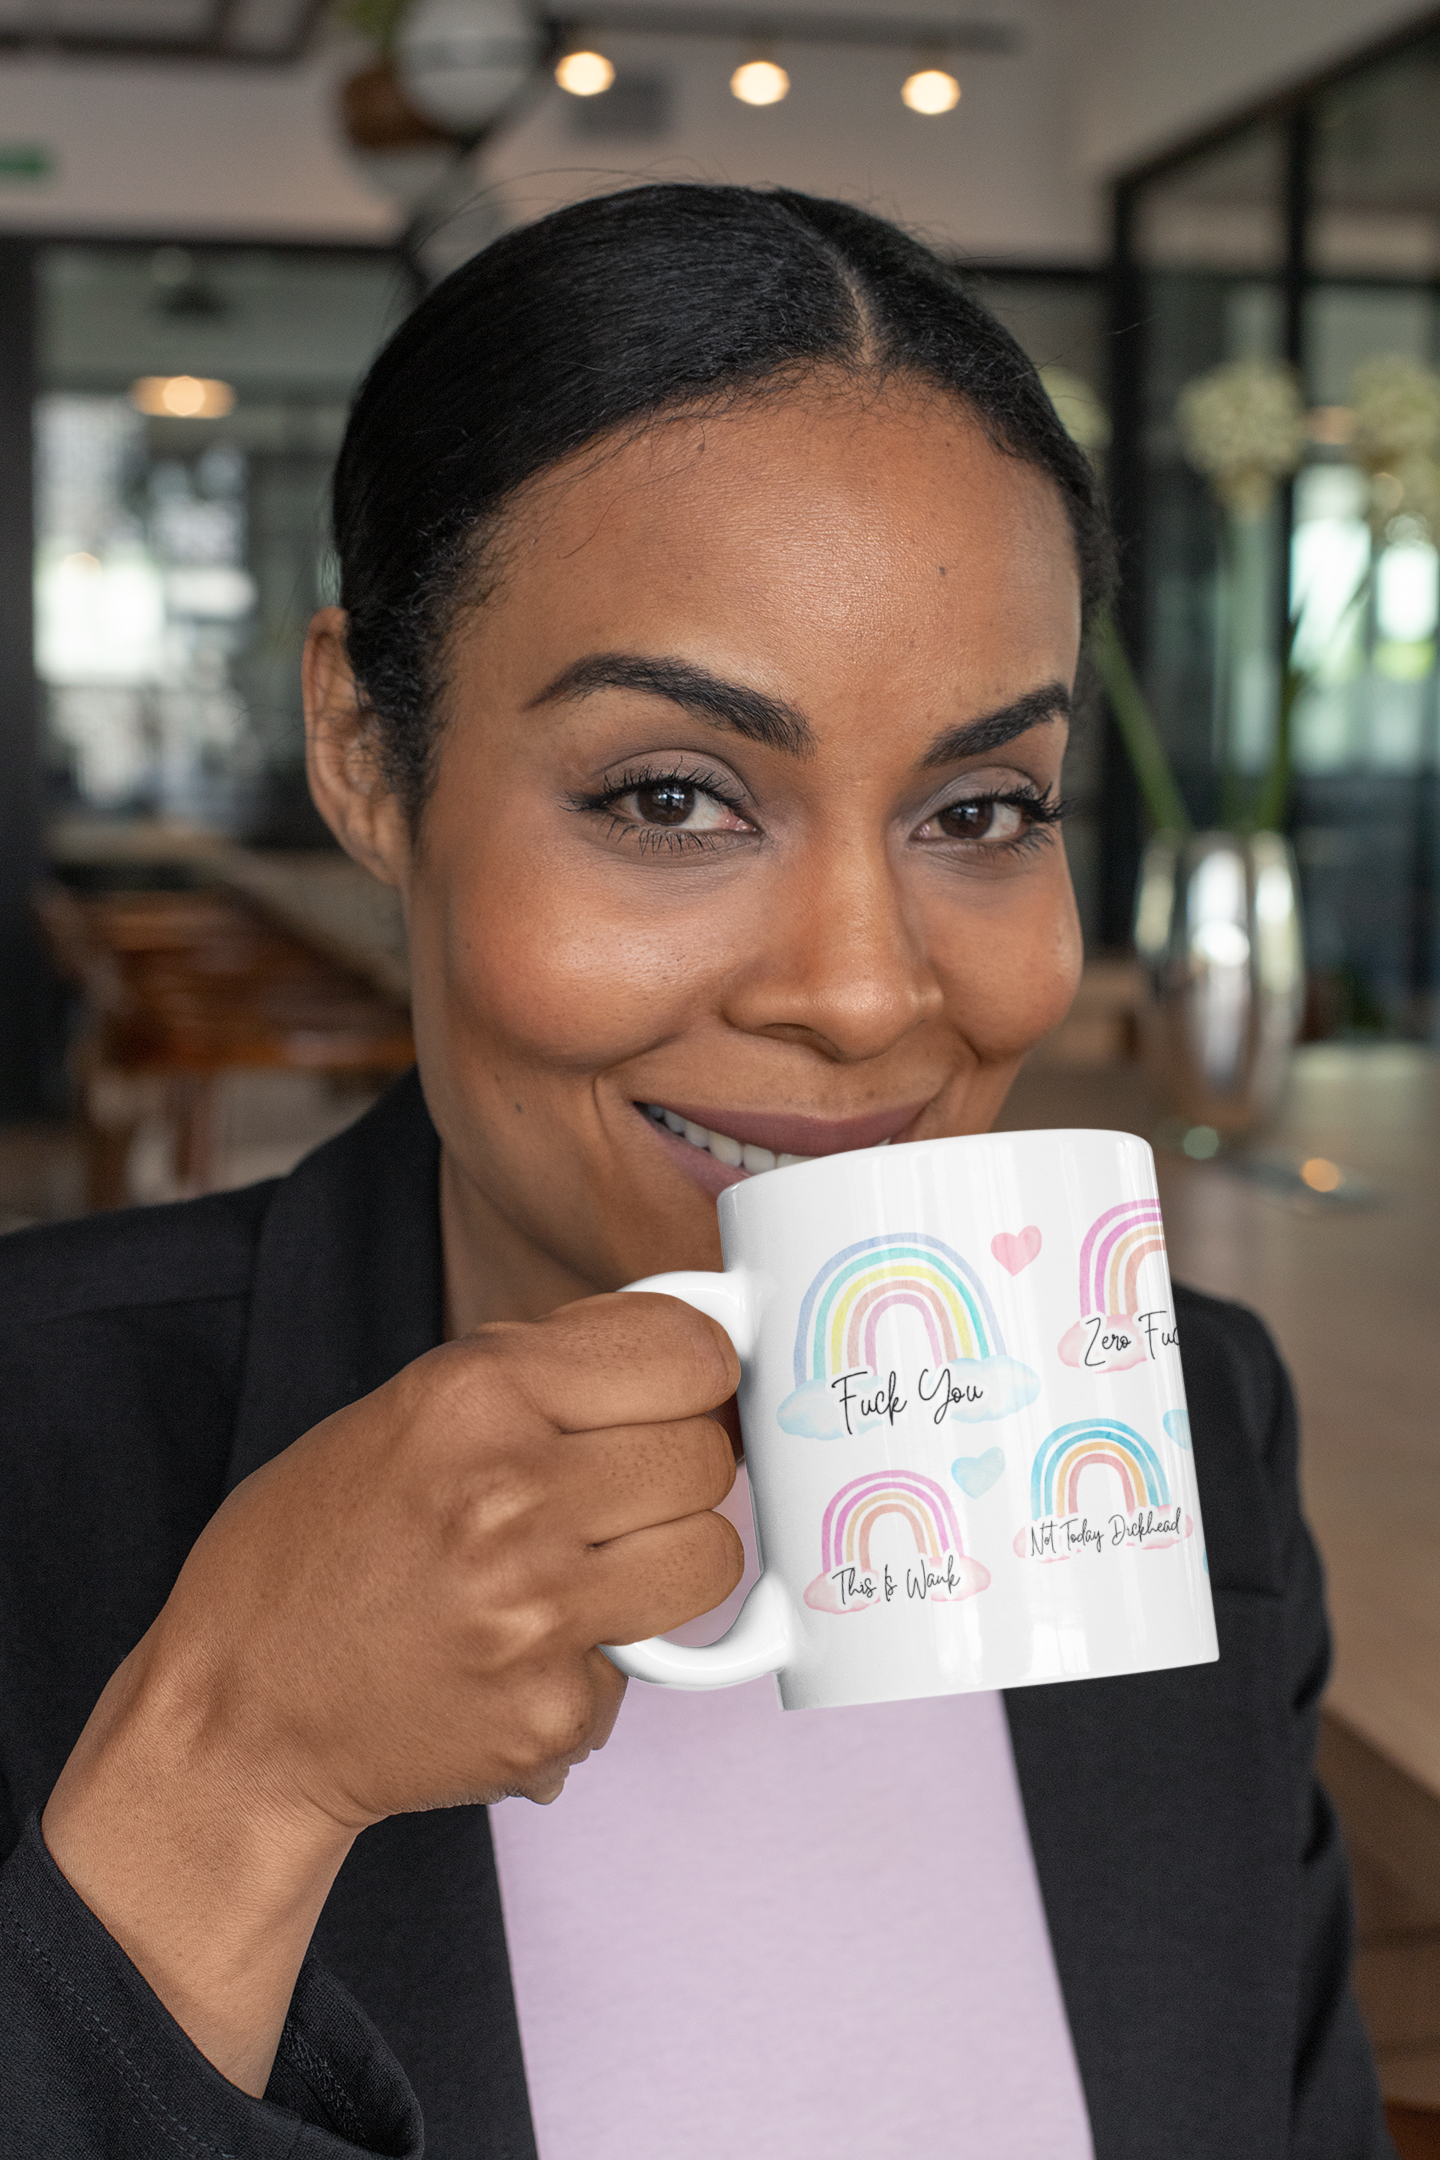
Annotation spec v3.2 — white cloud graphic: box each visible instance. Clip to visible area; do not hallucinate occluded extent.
[776,1377,883,1441]
[938,1357,1040,1423]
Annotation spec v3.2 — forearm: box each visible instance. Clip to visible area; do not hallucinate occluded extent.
[42,1630,358,2097]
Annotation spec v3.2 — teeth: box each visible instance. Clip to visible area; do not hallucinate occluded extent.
[641,1104,813,1174]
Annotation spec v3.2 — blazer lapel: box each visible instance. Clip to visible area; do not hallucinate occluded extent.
[229,1071,537,2160]
[226,1067,445,1489]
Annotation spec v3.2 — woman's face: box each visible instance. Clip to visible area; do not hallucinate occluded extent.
[310,383,1084,1323]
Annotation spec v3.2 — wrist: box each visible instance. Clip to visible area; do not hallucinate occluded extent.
[43,1630,359,2096]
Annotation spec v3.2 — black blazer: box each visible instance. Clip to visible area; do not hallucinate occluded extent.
[0,1074,1392,2159]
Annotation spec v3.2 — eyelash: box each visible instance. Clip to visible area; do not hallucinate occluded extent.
[930,785,1069,859]
[569,763,752,853]
[570,764,1068,857]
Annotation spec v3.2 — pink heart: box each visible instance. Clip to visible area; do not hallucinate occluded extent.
[991,1226,1042,1275]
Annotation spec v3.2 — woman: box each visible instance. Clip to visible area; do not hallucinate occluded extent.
[0,185,1389,2159]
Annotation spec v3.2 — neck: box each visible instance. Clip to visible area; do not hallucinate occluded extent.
[439,1145,600,1338]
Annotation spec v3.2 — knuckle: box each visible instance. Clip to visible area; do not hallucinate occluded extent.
[483,1582,570,1668]
[547,1292,738,1411]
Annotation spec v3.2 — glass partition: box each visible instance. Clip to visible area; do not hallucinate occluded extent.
[35,245,406,841]
[965,269,1108,946]
[1113,24,1440,1038]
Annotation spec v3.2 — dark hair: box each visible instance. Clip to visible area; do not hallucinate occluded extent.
[334,182,1114,813]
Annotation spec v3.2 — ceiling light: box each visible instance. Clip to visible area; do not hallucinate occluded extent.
[555,47,614,94]
[731,57,788,104]
[129,376,236,420]
[902,65,960,115]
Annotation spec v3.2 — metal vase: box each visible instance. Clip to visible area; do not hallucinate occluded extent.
[1133,830,1305,1137]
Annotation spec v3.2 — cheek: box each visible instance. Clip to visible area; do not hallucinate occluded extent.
[929,860,1083,1056]
[410,832,727,1074]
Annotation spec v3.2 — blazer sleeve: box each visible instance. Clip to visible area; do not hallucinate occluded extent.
[1263,1321,1394,2158]
[0,1814,424,2159]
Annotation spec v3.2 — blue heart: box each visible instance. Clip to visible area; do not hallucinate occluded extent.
[1163,1408,1192,1450]
[952,1447,1004,1498]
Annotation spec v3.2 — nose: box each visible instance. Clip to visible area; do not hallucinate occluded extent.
[723,833,945,1063]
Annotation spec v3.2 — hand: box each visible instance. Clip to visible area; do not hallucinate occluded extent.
[42,1291,741,2092]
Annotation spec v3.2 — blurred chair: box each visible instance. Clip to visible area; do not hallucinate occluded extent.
[36,882,414,1208]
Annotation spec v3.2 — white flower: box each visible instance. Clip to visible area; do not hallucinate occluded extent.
[1349,355,1440,470]
[1176,358,1306,518]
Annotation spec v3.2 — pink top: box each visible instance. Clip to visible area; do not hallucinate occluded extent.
[490,1472,1093,2160]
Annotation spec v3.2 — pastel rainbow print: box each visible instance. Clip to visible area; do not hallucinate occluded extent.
[821,1468,966,1575]
[1078,1200,1167,1321]
[793,1234,1002,1385]
[806,1468,991,1612]
[1030,1419,1170,1519]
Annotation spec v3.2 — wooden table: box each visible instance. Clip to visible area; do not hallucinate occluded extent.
[36,883,414,1207]
[999,1045,1440,1800]
[47,820,411,1004]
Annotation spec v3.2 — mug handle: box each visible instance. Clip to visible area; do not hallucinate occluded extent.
[601,1269,794,1690]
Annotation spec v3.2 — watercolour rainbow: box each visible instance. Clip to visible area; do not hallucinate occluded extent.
[821,1468,967,1574]
[793,1234,1003,1385]
[1030,1419,1171,1519]
[806,1468,991,1612]
[1077,1200,1167,1320]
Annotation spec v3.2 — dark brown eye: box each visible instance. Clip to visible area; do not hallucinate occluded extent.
[636,780,697,825]
[938,798,1001,840]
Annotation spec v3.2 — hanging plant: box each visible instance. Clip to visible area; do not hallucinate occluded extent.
[333,0,454,152]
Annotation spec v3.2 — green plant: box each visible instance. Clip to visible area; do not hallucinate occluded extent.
[1092,570,1368,839]
[1089,613,1191,835]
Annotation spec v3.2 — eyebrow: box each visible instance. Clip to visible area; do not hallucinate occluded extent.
[526,652,816,757]
[527,651,1070,768]
[920,682,1072,768]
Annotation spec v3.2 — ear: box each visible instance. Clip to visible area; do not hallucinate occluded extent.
[303,608,412,891]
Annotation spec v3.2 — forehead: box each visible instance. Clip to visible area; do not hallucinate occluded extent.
[465,386,1081,710]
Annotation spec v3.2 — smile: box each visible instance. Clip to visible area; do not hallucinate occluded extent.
[641,1102,817,1174]
[637,1101,903,1182]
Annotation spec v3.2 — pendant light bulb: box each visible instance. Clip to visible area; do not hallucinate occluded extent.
[731,57,789,104]
[555,47,614,94]
[901,65,960,114]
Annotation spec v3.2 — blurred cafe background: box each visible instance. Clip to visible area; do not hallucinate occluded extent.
[1,0,1438,2145]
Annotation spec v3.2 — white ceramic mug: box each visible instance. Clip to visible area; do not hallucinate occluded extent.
[605,1128,1217,1711]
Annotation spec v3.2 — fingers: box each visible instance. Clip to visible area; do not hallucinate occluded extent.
[477,1291,741,1435]
[559,1414,736,1545]
[581,1506,747,1647]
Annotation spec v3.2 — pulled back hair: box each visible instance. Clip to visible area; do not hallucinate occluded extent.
[334,182,1114,814]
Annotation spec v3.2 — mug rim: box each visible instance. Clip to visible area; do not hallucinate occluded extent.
[720,1124,1154,1224]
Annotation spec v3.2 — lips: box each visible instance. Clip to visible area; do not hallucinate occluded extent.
[635,1097,925,1194]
